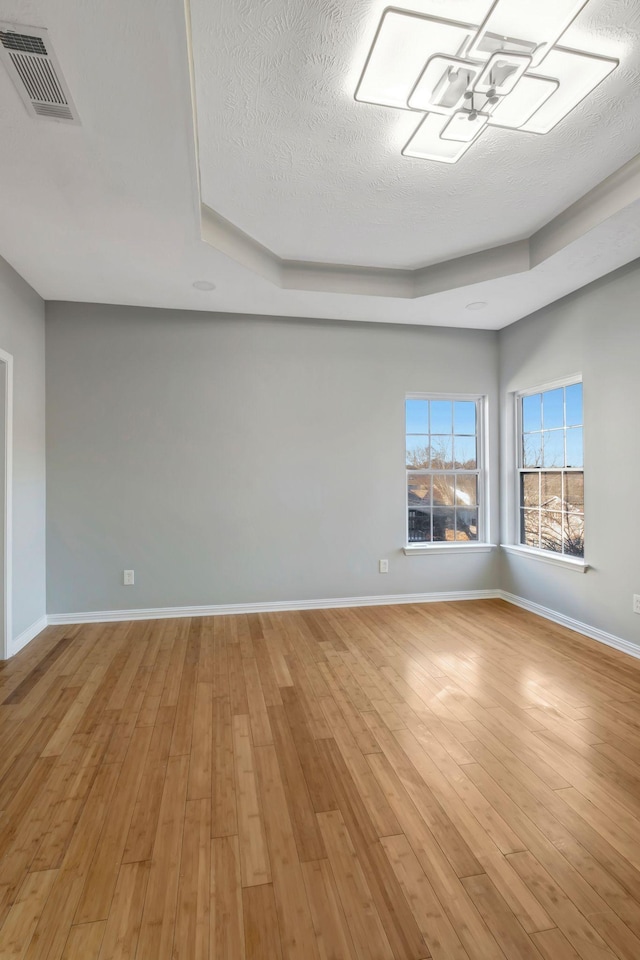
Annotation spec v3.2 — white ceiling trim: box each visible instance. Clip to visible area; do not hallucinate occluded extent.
[199,149,640,299]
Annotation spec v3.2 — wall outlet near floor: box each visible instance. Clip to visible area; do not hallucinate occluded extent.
[379,559,389,574]
[123,570,135,586]
[634,595,640,615]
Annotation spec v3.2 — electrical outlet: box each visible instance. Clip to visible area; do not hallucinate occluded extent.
[123,570,135,586]
[634,595,640,615]
[379,559,389,574]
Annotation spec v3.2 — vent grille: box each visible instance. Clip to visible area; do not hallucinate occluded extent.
[10,52,67,105]
[33,101,73,120]
[0,31,47,55]
[0,23,79,123]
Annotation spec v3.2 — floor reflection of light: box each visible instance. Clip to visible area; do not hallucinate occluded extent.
[521,677,545,696]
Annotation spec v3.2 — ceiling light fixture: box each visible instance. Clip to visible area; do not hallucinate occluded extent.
[355,2,618,163]
[192,280,216,291]
[466,301,488,310]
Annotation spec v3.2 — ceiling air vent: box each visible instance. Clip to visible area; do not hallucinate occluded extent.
[0,23,79,123]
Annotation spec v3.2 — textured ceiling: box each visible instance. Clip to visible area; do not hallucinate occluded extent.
[0,0,639,330]
[193,0,640,269]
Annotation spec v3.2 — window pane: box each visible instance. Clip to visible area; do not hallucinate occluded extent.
[564,472,584,512]
[408,477,431,543]
[406,399,428,434]
[543,388,564,429]
[430,400,452,434]
[521,473,539,507]
[541,472,562,506]
[522,393,541,432]
[432,474,455,506]
[522,433,542,468]
[540,510,563,553]
[454,401,476,435]
[563,513,584,557]
[543,430,564,468]
[456,508,478,541]
[431,436,453,470]
[432,507,455,542]
[455,476,477,506]
[406,436,429,469]
[408,506,431,542]
[408,475,430,504]
[566,427,583,468]
[565,382,583,427]
[453,436,476,469]
[521,509,539,548]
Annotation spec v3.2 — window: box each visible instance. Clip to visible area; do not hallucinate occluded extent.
[406,395,484,544]
[517,380,584,557]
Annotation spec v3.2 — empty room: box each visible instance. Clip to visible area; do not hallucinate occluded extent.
[1,0,640,957]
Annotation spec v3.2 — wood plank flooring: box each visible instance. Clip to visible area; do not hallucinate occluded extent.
[1,599,640,958]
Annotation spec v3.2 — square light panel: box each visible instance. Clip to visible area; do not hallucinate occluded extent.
[442,111,489,142]
[354,2,619,163]
[474,53,531,95]
[487,75,559,128]
[408,56,481,114]
[403,113,475,163]
[514,47,618,133]
[466,0,590,67]
[355,9,476,110]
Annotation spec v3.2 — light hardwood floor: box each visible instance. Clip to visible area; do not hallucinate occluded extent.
[1,599,640,959]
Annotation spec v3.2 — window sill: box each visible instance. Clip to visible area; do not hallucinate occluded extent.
[403,543,497,556]
[501,544,589,573]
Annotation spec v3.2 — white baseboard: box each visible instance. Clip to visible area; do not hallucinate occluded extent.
[7,615,48,658]
[15,591,639,667]
[46,589,501,625]
[499,590,640,661]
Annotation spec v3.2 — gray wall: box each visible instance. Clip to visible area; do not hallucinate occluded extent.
[499,261,640,645]
[0,255,46,649]
[45,303,500,614]
[45,265,640,645]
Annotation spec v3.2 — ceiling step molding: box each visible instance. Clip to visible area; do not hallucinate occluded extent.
[199,148,640,299]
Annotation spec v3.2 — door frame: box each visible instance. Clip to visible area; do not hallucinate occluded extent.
[0,349,13,660]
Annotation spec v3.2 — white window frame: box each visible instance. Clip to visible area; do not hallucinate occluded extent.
[404,392,492,555]
[509,374,588,572]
